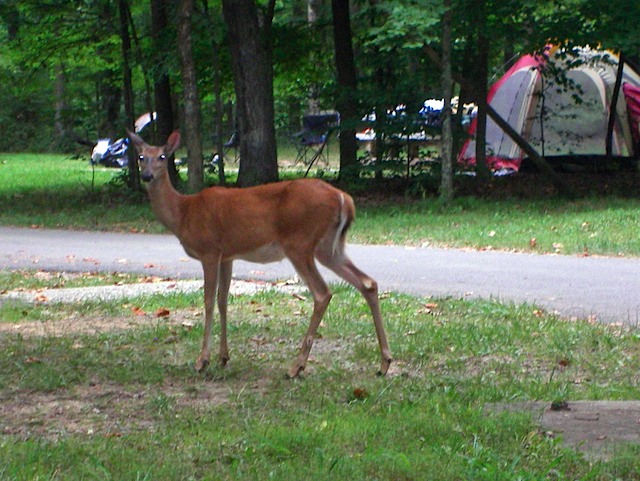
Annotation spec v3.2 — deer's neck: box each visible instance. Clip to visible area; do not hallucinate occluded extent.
[146,174,185,235]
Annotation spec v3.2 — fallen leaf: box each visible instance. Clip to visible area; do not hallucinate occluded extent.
[132,306,146,316]
[34,294,48,303]
[352,388,369,400]
[155,308,170,318]
[141,276,164,284]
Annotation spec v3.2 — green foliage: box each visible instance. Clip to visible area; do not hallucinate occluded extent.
[0,0,636,164]
[0,1,129,150]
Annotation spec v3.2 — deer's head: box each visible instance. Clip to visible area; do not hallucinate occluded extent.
[127,130,181,183]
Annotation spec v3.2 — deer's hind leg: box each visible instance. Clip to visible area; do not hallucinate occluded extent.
[316,247,392,376]
[285,249,333,378]
[217,260,233,366]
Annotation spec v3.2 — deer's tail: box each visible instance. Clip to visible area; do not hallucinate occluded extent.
[332,192,355,256]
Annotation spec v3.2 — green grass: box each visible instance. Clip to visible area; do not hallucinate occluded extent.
[0,153,160,232]
[0,285,639,479]
[349,196,640,256]
[2,153,640,255]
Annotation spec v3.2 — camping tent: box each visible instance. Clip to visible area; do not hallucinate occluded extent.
[459,46,640,173]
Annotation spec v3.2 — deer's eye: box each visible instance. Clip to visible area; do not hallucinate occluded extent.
[138,155,145,161]
[159,154,166,161]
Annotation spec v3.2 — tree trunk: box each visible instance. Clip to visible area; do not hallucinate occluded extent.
[222,0,278,187]
[331,0,359,182]
[202,0,226,186]
[439,0,453,202]
[473,0,490,179]
[151,0,179,186]
[53,64,66,145]
[177,0,203,193]
[306,0,322,115]
[118,0,139,190]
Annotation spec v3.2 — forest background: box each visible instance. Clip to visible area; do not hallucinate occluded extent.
[1,0,639,195]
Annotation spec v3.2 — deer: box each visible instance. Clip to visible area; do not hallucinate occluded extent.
[128,130,392,378]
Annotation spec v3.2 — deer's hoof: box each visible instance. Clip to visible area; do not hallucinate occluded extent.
[377,357,392,377]
[218,354,230,367]
[286,364,305,379]
[195,356,210,373]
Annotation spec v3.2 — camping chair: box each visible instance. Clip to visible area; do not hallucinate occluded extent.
[289,113,340,172]
[209,131,239,172]
[222,131,240,163]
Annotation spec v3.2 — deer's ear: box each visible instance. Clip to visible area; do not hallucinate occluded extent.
[127,130,147,153]
[164,130,181,156]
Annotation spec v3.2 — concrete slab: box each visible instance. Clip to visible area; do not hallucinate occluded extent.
[491,401,640,460]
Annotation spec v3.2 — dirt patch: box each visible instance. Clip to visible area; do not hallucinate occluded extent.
[0,379,269,440]
[0,279,306,338]
[0,309,199,337]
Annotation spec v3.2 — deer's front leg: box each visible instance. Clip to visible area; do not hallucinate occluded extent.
[195,259,220,372]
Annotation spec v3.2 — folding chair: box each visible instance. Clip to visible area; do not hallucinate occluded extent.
[289,113,340,172]
[222,131,240,164]
[209,131,239,172]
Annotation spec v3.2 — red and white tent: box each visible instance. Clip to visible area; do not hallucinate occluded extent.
[459,46,640,172]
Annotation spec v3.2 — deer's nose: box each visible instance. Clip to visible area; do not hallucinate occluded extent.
[141,172,154,182]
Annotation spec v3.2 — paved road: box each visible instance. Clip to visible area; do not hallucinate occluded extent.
[1,226,640,325]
